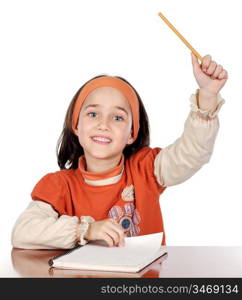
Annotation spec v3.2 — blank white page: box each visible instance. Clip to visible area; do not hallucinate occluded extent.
[53,232,164,272]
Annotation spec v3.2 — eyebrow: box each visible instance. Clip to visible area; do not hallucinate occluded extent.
[83,104,128,116]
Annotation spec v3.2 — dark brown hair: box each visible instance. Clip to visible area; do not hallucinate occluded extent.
[56,75,150,169]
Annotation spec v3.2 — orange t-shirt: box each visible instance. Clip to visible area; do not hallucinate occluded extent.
[31,146,167,244]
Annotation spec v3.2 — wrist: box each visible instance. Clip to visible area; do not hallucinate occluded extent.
[199,87,218,98]
[189,89,225,121]
[198,88,218,112]
[77,216,95,246]
[83,223,91,240]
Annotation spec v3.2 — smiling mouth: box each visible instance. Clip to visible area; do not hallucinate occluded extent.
[91,136,112,145]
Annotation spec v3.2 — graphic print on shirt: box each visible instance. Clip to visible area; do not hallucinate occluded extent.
[108,185,141,237]
[121,184,135,201]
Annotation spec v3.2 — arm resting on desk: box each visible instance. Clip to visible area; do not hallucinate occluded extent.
[11,201,80,249]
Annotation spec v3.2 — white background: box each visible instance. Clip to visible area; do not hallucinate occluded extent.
[1,0,241,274]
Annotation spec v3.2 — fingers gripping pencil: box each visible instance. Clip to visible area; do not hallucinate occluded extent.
[158,12,203,62]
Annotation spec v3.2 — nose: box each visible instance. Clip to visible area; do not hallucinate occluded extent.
[97,116,110,131]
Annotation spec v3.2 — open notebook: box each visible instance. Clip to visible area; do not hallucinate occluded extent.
[49,232,167,273]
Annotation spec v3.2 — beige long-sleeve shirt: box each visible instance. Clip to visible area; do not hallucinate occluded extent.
[11,91,225,249]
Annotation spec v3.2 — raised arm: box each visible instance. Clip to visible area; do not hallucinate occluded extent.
[154,54,228,187]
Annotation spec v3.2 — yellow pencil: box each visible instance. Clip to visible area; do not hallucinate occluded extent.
[158,12,203,62]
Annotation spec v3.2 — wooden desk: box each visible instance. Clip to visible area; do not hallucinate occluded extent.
[10,247,242,278]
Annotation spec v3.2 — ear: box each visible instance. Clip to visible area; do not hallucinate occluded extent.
[127,133,134,145]
[73,127,79,136]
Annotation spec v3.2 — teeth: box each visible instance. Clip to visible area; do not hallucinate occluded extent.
[92,137,111,142]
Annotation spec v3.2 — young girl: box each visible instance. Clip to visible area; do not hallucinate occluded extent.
[11,53,228,249]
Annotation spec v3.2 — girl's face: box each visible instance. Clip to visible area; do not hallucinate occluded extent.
[74,86,134,162]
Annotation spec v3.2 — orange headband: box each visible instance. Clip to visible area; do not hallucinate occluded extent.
[72,76,140,141]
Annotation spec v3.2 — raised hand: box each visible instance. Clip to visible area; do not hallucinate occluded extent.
[191,53,228,95]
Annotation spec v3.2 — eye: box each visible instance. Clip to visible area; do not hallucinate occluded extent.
[114,116,124,121]
[87,112,97,118]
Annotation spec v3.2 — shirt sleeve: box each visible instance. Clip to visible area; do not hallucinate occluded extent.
[30,172,68,215]
[11,200,80,249]
[154,92,225,187]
